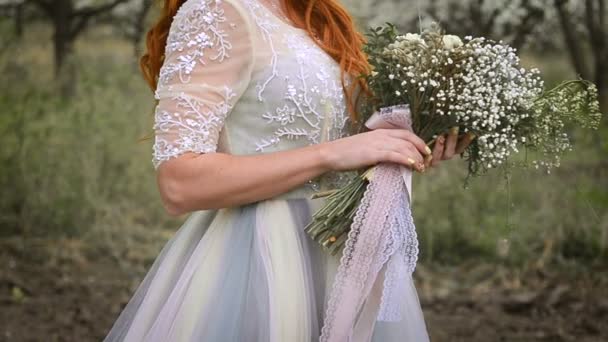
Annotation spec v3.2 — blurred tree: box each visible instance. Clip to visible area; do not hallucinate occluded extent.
[424,0,546,50]
[344,0,607,111]
[131,0,153,59]
[14,1,22,36]
[29,0,132,96]
[554,0,607,113]
[344,0,547,49]
[0,0,25,37]
[110,0,154,60]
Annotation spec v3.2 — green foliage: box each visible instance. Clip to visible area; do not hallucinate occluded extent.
[0,27,173,239]
[305,170,370,254]
[412,136,608,266]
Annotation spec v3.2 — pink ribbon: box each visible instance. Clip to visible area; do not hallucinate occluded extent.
[320,105,420,342]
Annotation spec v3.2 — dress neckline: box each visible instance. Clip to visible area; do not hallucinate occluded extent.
[252,0,309,34]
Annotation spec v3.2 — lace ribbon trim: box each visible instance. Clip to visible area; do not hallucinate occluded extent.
[319,105,419,341]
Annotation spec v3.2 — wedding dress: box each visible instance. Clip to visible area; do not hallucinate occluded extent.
[103,0,429,340]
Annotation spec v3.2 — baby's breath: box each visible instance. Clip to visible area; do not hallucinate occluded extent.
[362,23,602,177]
[306,24,602,252]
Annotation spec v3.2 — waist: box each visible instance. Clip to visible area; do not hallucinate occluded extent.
[270,183,319,201]
[268,171,357,202]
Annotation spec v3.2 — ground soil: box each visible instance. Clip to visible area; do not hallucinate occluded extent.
[1,237,607,342]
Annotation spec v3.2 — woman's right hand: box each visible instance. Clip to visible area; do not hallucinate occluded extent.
[318,129,432,172]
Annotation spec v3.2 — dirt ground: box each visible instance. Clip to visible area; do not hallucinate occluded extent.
[1,237,607,342]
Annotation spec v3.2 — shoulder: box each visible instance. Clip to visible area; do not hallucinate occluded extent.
[158,0,257,90]
[165,0,256,54]
[172,0,254,28]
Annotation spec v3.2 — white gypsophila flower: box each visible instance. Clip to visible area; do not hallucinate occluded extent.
[432,37,545,169]
[402,33,426,46]
[442,35,463,50]
[365,23,599,177]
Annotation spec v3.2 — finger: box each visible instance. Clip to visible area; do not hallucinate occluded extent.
[382,137,425,164]
[431,135,445,167]
[455,132,476,155]
[384,129,432,156]
[443,126,459,160]
[402,147,426,173]
[376,137,424,172]
[393,142,426,173]
[383,151,425,172]
[424,153,433,169]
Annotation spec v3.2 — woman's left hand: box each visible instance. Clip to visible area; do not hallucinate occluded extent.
[425,126,476,169]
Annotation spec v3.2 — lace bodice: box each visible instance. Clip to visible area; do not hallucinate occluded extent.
[152,0,353,189]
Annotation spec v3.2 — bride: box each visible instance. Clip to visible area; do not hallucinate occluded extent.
[104,0,473,341]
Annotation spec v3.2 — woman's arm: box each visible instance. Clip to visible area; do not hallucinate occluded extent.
[157,144,327,215]
[157,128,431,215]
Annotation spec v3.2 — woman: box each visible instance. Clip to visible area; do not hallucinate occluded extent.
[104,0,473,341]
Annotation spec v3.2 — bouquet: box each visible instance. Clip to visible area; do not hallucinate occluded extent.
[306,24,602,254]
[313,24,601,341]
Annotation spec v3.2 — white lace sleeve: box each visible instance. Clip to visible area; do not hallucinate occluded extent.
[152,0,254,168]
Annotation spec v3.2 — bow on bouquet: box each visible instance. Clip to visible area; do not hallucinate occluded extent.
[308,24,602,341]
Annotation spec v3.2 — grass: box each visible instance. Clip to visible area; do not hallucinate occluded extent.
[0,24,177,244]
[0,23,606,270]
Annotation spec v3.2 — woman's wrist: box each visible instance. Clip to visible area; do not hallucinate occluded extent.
[315,141,336,173]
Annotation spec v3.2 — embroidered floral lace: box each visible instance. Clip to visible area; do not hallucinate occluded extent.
[152,0,353,190]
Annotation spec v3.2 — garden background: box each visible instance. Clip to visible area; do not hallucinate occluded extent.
[0,0,606,341]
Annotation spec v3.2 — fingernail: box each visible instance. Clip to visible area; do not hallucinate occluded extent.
[467,132,477,140]
[425,146,432,155]
[407,158,416,165]
[438,136,445,144]
[450,126,460,135]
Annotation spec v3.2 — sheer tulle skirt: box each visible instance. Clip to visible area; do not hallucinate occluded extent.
[103,197,429,342]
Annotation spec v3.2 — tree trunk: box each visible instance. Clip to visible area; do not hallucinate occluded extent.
[511,4,545,51]
[51,0,77,97]
[31,0,132,97]
[599,85,608,115]
[132,0,153,61]
[14,3,24,37]
[51,0,74,75]
[52,18,77,97]
[583,0,607,114]
[554,0,592,80]
[53,24,74,77]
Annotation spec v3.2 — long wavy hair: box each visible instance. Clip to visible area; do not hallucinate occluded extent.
[140,0,370,122]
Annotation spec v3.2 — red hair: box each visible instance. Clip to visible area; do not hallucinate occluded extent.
[140,0,370,122]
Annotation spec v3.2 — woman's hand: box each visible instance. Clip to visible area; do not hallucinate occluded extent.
[319,129,432,172]
[427,126,476,168]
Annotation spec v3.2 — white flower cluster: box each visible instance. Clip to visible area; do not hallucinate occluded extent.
[381,32,459,107]
[379,32,545,170]
[366,24,600,176]
[447,37,544,169]
[442,35,463,50]
[526,81,601,171]
[392,32,463,49]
